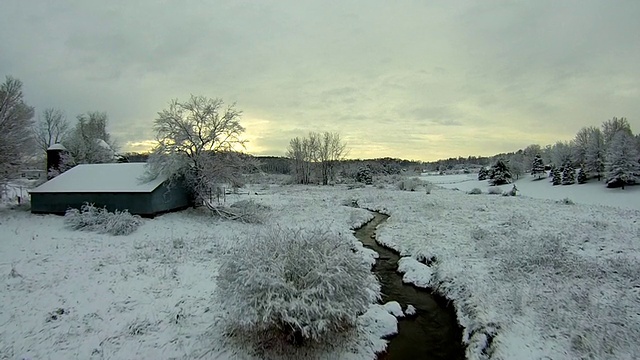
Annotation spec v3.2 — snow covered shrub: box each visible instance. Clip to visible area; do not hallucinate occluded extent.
[342,197,359,208]
[424,180,434,194]
[229,199,271,224]
[209,200,271,224]
[487,187,503,195]
[504,184,518,196]
[397,177,422,191]
[468,188,482,195]
[64,203,142,235]
[216,226,380,345]
[557,197,574,205]
[103,210,144,235]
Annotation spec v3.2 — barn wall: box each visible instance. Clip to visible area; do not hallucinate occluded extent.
[30,192,154,216]
[149,181,193,214]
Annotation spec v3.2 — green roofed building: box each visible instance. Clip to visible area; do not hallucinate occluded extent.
[30,163,192,217]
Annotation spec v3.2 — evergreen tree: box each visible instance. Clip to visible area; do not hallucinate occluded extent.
[562,161,575,185]
[551,167,562,185]
[489,159,512,185]
[531,154,545,179]
[355,166,373,185]
[605,131,639,188]
[577,167,587,184]
[478,167,488,181]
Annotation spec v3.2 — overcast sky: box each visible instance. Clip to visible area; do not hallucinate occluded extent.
[2,1,639,161]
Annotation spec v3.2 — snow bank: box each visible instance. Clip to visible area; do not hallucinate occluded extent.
[383,301,404,318]
[397,257,433,288]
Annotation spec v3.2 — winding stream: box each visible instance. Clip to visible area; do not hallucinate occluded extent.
[354,213,465,360]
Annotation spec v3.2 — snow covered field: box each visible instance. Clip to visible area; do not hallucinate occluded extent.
[421,172,640,210]
[0,188,395,360]
[2,181,639,359]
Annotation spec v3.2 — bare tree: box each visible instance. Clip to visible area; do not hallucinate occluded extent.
[0,76,35,183]
[146,95,248,205]
[287,131,347,185]
[33,108,69,154]
[317,131,347,185]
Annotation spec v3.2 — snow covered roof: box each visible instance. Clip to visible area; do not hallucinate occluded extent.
[30,163,167,193]
[47,143,66,151]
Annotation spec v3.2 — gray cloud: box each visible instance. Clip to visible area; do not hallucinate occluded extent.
[1,0,639,160]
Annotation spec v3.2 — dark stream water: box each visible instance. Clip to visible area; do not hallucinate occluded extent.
[354,213,465,360]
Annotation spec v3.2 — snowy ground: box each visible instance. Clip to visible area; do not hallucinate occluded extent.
[0,188,395,360]
[2,180,639,359]
[355,184,640,359]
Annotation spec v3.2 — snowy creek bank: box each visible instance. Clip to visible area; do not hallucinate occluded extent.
[354,212,465,360]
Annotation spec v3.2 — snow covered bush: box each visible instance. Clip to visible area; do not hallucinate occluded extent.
[209,200,271,224]
[557,197,575,205]
[424,180,434,194]
[487,187,503,195]
[64,203,142,235]
[468,188,482,195]
[397,177,422,191]
[215,225,380,346]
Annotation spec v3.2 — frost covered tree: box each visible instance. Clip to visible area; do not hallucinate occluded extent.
[0,76,35,183]
[531,154,545,179]
[489,159,512,185]
[64,112,116,164]
[602,117,632,148]
[146,95,249,205]
[551,141,573,168]
[215,226,380,345]
[573,127,591,166]
[33,108,69,155]
[561,161,575,185]
[605,131,639,188]
[585,127,605,181]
